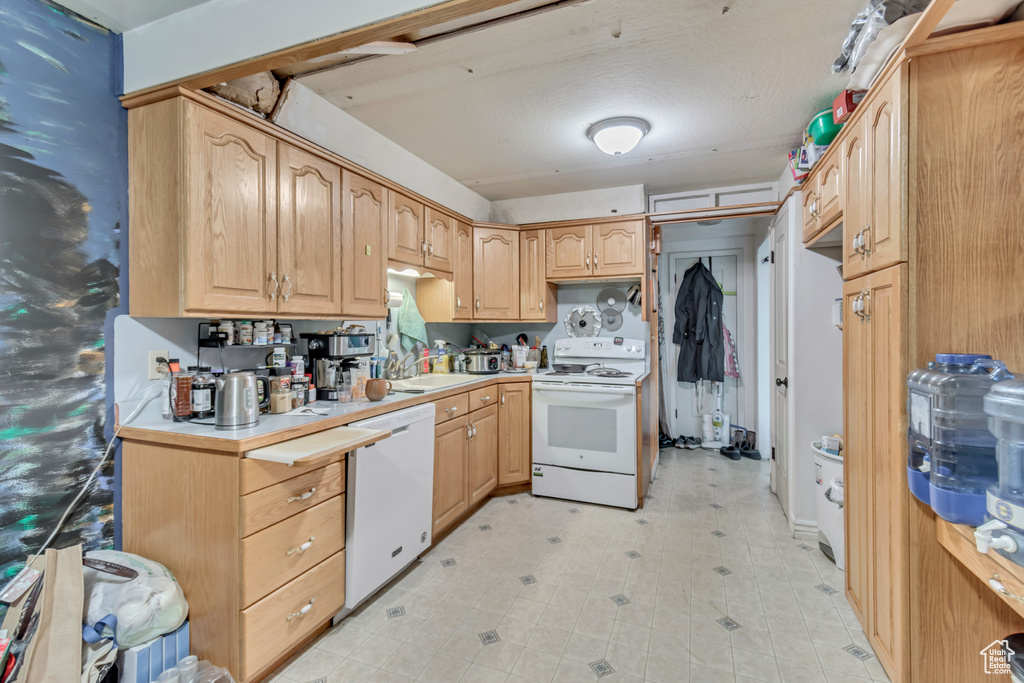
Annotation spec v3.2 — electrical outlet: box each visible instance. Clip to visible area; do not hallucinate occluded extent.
[148,350,169,380]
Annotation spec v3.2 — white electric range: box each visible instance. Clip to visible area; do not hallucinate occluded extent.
[531,337,646,509]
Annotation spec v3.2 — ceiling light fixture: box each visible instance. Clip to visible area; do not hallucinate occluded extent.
[587,117,650,156]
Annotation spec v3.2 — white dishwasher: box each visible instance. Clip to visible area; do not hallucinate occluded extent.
[341,403,435,616]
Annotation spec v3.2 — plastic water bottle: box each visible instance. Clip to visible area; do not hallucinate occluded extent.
[977,379,1024,565]
[906,354,1013,525]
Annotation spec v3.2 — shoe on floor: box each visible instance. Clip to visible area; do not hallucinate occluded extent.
[686,436,702,450]
[674,436,688,449]
[740,447,762,460]
[720,445,742,461]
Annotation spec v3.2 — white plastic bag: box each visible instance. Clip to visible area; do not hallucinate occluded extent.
[82,550,189,648]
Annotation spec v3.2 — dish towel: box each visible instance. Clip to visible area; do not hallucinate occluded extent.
[396,288,428,351]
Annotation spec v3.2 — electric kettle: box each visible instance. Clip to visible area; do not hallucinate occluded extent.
[215,372,270,430]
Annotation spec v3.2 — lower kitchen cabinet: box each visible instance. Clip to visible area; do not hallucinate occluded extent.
[468,404,498,505]
[498,383,531,485]
[433,415,470,536]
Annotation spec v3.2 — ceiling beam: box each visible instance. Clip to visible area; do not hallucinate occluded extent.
[120,0,545,107]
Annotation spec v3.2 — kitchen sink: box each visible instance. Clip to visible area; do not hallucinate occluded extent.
[389,374,480,391]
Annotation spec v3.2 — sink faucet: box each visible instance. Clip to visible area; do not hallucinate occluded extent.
[387,352,450,379]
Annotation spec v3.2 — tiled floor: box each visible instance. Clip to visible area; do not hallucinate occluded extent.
[269,448,890,683]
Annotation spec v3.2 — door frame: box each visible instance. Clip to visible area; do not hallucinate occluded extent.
[661,244,755,439]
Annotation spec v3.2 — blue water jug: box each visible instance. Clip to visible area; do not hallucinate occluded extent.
[977,379,1024,566]
[906,354,1013,525]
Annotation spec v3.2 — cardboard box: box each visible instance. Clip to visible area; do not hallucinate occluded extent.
[833,90,866,124]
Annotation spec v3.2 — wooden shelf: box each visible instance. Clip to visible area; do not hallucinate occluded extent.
[936,518,1024,621]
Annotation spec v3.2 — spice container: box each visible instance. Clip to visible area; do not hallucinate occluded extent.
[189,366,216,419]
[292,376,308,409]
[270,377,291,414]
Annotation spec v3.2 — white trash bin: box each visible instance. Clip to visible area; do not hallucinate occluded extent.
[812,441,845,570]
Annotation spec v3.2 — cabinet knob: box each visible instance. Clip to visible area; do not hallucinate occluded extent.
[286,598,315,621]
[501,390,505,407]
[480,395,491,402]
[384,288,390,303]
[586,254,591,270]
[456,295,462,308]
[775,377,788,388]
[286,487,316,503]
[860,224,872,256]
[282,274,293,302]
[286,537,315,555]
[594,252,599,270]
[475,297,481,311]
[539,299,543,311]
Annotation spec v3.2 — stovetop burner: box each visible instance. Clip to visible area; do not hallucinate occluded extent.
[587,367,631,378]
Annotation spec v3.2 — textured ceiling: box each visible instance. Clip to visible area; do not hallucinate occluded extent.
[55,0,216,32]
[300,0,866,200]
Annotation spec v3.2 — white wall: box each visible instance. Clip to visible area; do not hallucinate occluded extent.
[489,185,646,225]
[122,0,442,93]
[275,82,492,221]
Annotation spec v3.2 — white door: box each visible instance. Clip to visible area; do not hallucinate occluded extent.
[770,213,790,517]
[671,254,740,439]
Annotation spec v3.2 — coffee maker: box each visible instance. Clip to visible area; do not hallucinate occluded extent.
[302,329,376,401]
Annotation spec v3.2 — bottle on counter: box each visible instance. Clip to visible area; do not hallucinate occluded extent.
[171,364,194,421]
[306,373,316,404]
[189,366,216,419]
[270,376,291,414]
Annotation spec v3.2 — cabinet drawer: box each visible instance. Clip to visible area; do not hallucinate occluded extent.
[240,452,345,495]
[435,393,469,424]
[469,386,498,409]
[240,550,346,680]
[240,495,345,607]
[240,462,343,537]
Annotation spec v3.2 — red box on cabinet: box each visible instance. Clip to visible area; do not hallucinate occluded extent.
[833,90,866,124]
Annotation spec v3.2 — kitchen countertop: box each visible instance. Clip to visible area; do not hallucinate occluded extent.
[116,372,535,453]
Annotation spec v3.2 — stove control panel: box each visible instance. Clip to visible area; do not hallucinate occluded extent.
[553,338,646,360]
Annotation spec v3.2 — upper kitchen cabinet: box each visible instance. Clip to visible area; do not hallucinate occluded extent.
[388,191,426,268]
[424,208,454,272]
[520,229,556,322]
[864,67,905,274]
[341,171,389,319]
[546,225,590,278]
[416,219,474,323]
[129,96,348,318]
[277,145,342,317]
[545,220,644,281]
[474,227,520,320]
[593,221,644,277]
[843,116,869,281]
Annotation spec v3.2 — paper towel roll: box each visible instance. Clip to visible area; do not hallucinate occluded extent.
[387,290,404,308]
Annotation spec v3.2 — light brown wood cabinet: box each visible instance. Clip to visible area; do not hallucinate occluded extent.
[545,221,644,280]
[277,144,342,316]
[498,383,531,486]
[843,116,869,280]
[520,229,555,322]
[802,186,820,243]
[817,154,843,227]
[843,265,908,679]
[468,404,498,505]
[453,221,474,320]
[129,97,348,318]
[388,190,426,267]
[341,171,389,318]
[474,227,520,320]
[425,208,454,272]
[433,416,470,536]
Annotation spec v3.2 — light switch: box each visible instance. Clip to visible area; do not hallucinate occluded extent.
[365,245,371,255]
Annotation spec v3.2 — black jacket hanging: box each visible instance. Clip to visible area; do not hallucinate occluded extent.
[672,261,724,382]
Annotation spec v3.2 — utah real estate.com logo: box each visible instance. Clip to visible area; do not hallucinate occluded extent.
[980,639,1013,675]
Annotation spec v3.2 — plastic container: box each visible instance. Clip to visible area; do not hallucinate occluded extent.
[977,379,1024,566]
[812,441,845,570]
[907,354,1012,526]
[807,108,843,145]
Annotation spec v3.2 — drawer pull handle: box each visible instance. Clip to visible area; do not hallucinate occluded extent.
[989,576,1024,602]
[479,395,491,402]
[286,537,315,555]
[286,598,315,621]
[445,406,458,415]
[286,487,317,503]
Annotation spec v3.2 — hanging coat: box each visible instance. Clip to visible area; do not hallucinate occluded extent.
[672,261,724,382]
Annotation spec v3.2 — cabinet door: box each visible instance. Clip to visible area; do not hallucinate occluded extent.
[453,221,474,321]
[546,225,590,278]
[277,144,342,316]
[433,416,469,536]
[843,118,869,281]
[818,155,843,227]
[498,383,531,486]
[593,221,643,276]
[865,264,908,681]
[520,229,550,321]
[843,277,871,629]
[468,405,499,506]
[802,183,820,243]
[474,227,520,320]
[866,70,905,274]
[342,172,388,318]
[388,191,424,266]
[424,208,454,272]
[185,105,277,314]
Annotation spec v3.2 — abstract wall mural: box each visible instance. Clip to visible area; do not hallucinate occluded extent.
[0,0,124,581]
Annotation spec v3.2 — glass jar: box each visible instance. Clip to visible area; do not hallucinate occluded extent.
[270,377,291,414]
[171,369,195,420]
[292,376,308,409]
[189,366,215,419]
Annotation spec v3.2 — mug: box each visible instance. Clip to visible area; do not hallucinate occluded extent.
[365,378,392,402]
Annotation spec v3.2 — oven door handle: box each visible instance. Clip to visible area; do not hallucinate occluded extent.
[532,384,635,396]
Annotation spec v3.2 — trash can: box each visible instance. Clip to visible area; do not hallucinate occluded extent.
[813,441,845,570]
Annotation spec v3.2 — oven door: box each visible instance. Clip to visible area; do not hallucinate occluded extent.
[531,381,637,475]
